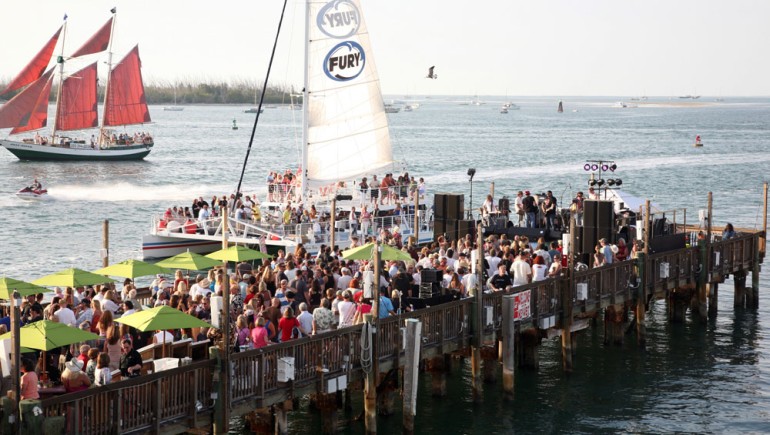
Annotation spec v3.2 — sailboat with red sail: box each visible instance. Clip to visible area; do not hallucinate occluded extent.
[0,9,154,161]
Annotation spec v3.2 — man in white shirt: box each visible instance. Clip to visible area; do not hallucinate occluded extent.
[485,249,501,278]
[600,238,615,264]
[55,304,77,327]
[296,303,313,336]
[122,301,137,317]
[337,268,353,291]
[510,251,533,286]
[198,204,212,234]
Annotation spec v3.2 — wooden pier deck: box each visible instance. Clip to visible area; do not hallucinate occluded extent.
[24,231,765,434]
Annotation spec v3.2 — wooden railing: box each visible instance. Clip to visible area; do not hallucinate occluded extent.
[36,231,764,433]
[40,360,214,434]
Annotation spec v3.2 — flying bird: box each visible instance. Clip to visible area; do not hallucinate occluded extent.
[426,66,438,79]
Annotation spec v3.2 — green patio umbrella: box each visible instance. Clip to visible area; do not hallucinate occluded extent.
[342,242,412,262]
[116,305,213,357]
[155,252,222,271]
[0,320,99,351]
[32,268,113,288]
[205,245,270,262]
[0,277,48,299]
[92,259,171,279]
[116,305,213,331]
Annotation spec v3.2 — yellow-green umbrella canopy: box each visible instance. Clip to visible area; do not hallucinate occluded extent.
[32,268,113,288]
[342,242,412,262]
[115,305,213,332]
[155,252,222,271]
[92,259,171,279]
[206,245,271,262]
[0,277,48,299]
[0,320,99,351]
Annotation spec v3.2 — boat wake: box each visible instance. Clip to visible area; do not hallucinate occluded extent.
[48,182,238,202]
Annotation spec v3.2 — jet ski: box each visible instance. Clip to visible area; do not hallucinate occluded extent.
[16,186,48,200]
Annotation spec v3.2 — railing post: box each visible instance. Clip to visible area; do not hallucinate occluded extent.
[635,252,647,346]
[331,198,336,251]
[697,238,709,321]
[154,378,161,433]
[363,314,377,434]
[413,193,420,244]
[403,319,422,434]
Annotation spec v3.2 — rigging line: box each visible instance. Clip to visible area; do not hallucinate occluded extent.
[233,0,290,210]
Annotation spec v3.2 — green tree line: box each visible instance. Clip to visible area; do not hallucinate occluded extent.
[0,79,303,105]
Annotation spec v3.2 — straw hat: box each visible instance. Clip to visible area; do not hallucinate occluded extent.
[65,358,84,373]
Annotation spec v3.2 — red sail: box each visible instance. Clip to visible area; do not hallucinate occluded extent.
[1,26,62,95]
[0,68,54,130]
[55,62,98,131]
[70,17,113,58]
[104,45,151,127]
[10,77,53,134]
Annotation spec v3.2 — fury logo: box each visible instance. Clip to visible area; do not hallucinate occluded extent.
[324,41,365,81]
[317,0,360,38]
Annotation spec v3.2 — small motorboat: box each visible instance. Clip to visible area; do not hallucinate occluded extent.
[16,186,48,200]
[694,135,703,147]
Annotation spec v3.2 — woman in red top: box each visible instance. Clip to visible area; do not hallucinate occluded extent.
[278,307,300,342]
[615,238,629,261]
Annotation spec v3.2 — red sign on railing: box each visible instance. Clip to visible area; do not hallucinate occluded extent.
[514,290,531,321]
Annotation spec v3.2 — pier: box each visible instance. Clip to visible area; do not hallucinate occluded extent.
[7,196,767,434]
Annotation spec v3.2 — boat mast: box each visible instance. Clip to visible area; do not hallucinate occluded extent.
[51,15,69,144]
[300,0,310,202]
[98,8,117,146]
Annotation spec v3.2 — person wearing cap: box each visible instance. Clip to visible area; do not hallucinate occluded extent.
[76,298,93,328]
[62,357,91,393]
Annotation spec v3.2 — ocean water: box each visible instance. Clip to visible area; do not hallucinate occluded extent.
[2,97,770,432]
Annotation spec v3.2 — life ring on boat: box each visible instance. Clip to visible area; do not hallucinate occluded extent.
[184,219,197,234]
[158,220,168,230]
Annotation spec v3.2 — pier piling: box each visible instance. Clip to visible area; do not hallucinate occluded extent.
[403,319,421,434]
[502,295,515,399]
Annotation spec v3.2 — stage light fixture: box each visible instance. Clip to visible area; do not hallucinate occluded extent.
[607,179,616,186]
[584,163,591,171]
[601,164,609,171]
[589,179,597,187]
[615,179,622,186]
[596,179,605,186]
[467,168,476,179]
[609,163,617,172]
[591,164,599,171]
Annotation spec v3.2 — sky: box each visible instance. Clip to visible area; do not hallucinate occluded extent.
[2,0,769,97]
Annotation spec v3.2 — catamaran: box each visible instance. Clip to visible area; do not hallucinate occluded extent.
[0,9,153,161]
[141,0,433,259]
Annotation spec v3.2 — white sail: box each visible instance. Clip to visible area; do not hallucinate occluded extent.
[304,0,394,188]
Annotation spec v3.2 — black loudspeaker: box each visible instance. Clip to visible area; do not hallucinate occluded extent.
[446,219,459,241]
[421,269,443,283]
[433,219,446,241]
[434,194,447,219]
[445,194,464,220]
[498,197,510,213]
[596,201,614,228]
[457,219,476,241]
[582,226,598,254]
[583,200,598,225]
[503,226,546,240]
[335,194,353,201]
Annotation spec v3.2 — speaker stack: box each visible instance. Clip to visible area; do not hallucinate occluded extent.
[419,269,443,298]
[581,200,615,257]
[433,193,465,242]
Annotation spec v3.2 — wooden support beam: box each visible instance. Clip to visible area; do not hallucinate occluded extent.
[708,282,718,317]
[403,319,421,434]
[734,271,747,308]
[502,294,515,400]
[363,314,377,434]
[604,305,625,346]
[519,328,540,369]
[636,252,647,347]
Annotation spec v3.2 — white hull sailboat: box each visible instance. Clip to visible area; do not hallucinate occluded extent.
[0,9,154,161]
[142,0,432,259]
